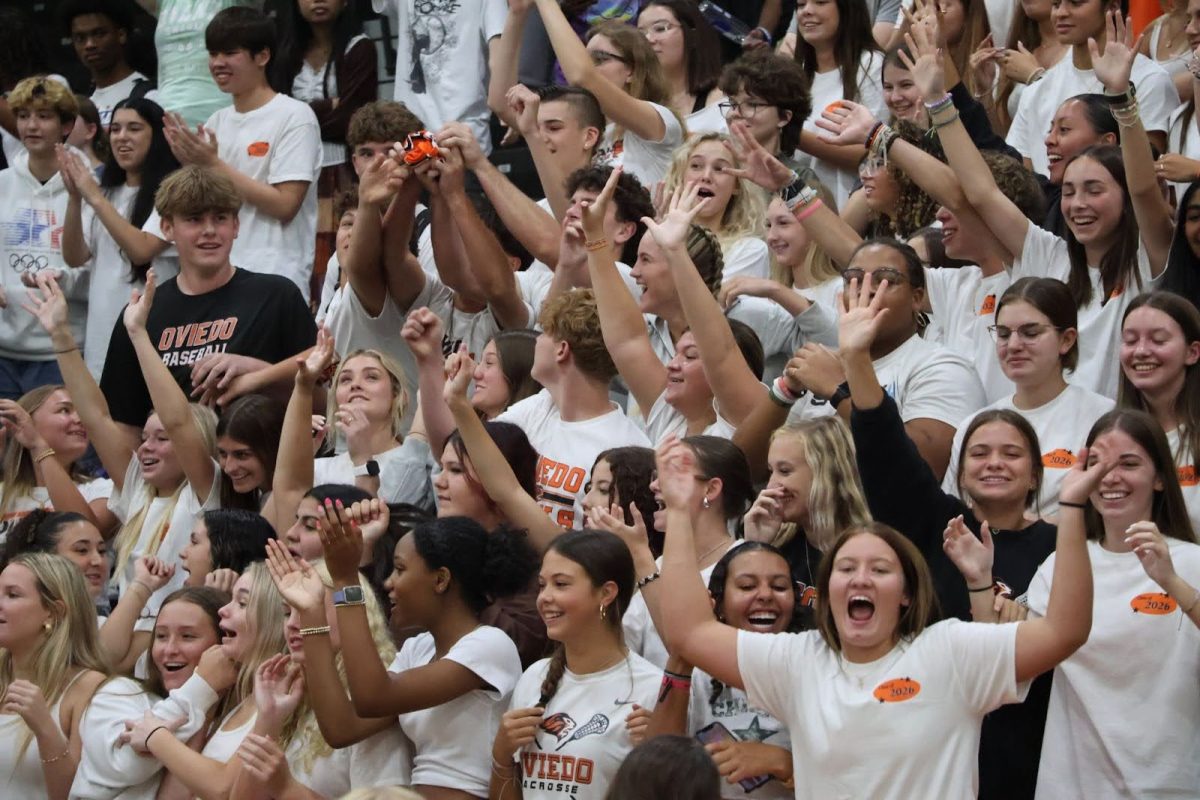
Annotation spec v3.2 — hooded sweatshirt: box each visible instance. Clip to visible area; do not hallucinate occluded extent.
[0,150,89,360]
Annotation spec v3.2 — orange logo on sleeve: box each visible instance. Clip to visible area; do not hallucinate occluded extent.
[1130,592,1178,615]
[247,141,270,157]
[1042,449,1077,469]
[1178,465,1198,487]
[873,678,921,703]
[978,294,996,315]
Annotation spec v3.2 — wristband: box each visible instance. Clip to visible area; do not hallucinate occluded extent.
[1058,500,1088,509]
[658,671,692,702]
[300,625,332,636]
[636,570,661,590]
[584,237,609,252]
[794,198,824,221]
[144,725,168,750]
[769,377,798,408]
[751,26,773,45]
[967,583,995,593]
[923,92,953,111]
[1182,588,1200,615]
[826,381,852,410]
[783,180,816,211]
[33,448,57,465]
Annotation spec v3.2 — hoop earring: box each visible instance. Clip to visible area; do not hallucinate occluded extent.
[702,496,711,510]
[600,604,607,621]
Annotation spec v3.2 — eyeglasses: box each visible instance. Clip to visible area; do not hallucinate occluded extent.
[718,100,772,119]
[637,20,681,37]
[842,267,908,287]
[858,156,886,177]
[987,323,1063,343]
[590,50,630,66]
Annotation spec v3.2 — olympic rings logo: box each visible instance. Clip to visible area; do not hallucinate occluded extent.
[9,253,49,274]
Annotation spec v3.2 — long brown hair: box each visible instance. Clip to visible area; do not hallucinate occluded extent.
[792,0,881,102]
[0,386,91,519]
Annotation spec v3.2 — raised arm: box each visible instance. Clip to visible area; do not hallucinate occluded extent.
[318,503,489,717]
[487,0,533,127]
[578,168,666,412]
[443,351,562,553]
[653,185,766,425]
[401,308,456,458]
[123,274,217,503]
[506,84,574,222]
[532,0,669,143]
[23,275,134,490]
[731,352,806,482]
[1012,451,1096,682]
[656,439,741,688]
[1092,12,1173,277]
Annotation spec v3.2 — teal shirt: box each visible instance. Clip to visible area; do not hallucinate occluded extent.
[153,0,261,127]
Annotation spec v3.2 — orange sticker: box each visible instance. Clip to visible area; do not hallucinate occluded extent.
[247,141,270,157]
[1042,449,1077,469]
[1130,592,1178,615]
[824,100,845,114]
[1178,465,1198,487]
[977,294,996,315]
[873,677,921,703]
[798,584,817,608]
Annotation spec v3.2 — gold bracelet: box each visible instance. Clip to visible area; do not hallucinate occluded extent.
[130,580,153,596]
[1182,588,1200,615]
[40,747,69,764]
[584,237,609,252]
[33,448,57,465]
[299,625,332,636]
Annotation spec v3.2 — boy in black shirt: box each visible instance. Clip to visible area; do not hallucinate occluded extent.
[100,166,315,440]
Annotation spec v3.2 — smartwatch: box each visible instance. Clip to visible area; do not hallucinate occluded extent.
[827,381,852,410]
[333,586,366,606]
[353,459,380,478]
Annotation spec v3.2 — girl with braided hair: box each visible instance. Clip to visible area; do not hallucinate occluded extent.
[490,530,661,800]
[640,542,800,798]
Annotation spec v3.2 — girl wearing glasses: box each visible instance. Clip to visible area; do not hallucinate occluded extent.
[941,278,1114,519]
[635,1,726,132]
[531,0,685,187]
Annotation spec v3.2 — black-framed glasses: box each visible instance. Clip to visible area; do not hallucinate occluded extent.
[842,267,908,287]
[987,323,1063,343]
[590,50,631,66]
[718,100,772,119]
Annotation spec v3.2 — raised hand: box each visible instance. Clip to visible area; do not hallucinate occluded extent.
[588,502,650,555]
[196,644,238,693]
[253,654,306,733]
[837,272,890,355]
[1125,521,1178,589]
[317,498,364,585]
[347,498,389,552]
[442,346,477,406]
[899,13,948,102]
[204,567,239,594]
[1059,446,1114,507]
[264,539,327,614]
[815,100,881,146]
[56,144,103,204]
[122,271,157,334]
[0,399,47,452]
[1089,11,1140,95]
[21,273,71,338]
[435,121,486,170]
[790,343,844,401]
[1001,42,1042,83]
[358,152,406,207]
[400,306,445,364]
[579,165,623,241]
[134,556,177,594]
[163,113,219,168]
[942,515,994,586]
[968,34,1001,90]
[640,183,710,251]
[506,84,542,137]
[296,326,335,388]
[743,486,786,543]
[656,436,701,511]
[725,121,795,192]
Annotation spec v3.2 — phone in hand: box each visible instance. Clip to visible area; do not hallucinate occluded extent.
[695,721,772,793]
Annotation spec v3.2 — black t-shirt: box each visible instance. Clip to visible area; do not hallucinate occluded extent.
[100,269,317,426]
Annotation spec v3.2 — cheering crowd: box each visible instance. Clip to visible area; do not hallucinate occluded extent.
[0,0,1198,797]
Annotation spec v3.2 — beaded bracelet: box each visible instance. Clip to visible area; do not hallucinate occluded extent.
[924,92,954,112]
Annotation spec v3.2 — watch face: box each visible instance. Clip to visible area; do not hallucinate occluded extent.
[337,586,365,603]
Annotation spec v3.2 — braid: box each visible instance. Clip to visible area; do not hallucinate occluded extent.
[537,646,569,707]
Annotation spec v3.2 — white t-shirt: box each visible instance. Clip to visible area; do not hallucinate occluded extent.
[82,185,179,377]
[721,236,770,281]
[787,333,987,426]
[922,265,1014,403]
[0,478,114,545]
[108,458,220,631]
[404,273,532,366]
[940,383,1114,518]
[1167,427,1200,536]
[507,653,662,799]
[687,101,728,136]
[1011,224,1161,398]
[597,102,686,189]
[371,0,507,153]
[496,389,650,529]
[290,35,369,168]
[798,51,887,208]
[738,620,1026,799]
[515,261,643,326]
[1166,102,1200,203]
[688,671,794,800]
[1024,539,1200,798]
[796,277,843,311]
[312,438,434,508]
[205,94,322,300]
[91,72,160,127]
[389,626,522,796]
[643,390,736,445]
[1007,53,1179,176]
[288,721,412,798]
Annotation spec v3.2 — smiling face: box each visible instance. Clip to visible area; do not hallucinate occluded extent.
[218,435,267,496]
[682,139,738,227]
[180,519,213,587]
[718,549,796,633]
[994,300,1075,386]
[109,107,153,175]
[335,354,396,426]
[631,235,674,315]
[1060,155,1124,250]
[859,161,900,215]
[827,533,909,663]
[1089,428,1161,525]
[795,0,841,46]
[537,549,615,644]
[0,564,53,650]
[471,340,511,418]
[1051,0,1109,46]
[960,421,1036,509]
[384,533,438,630]
[1120,306,1200,399]
[638,4,686,72]
[32,389,89,463]
[664,330,714,414]
[765,197,813,269]
[882,62,924,125]
[1044,99,1110,185]
[208,47,268,96]
[153,599,221,692]
[216,572,254,661]
[766,435,814,527]
[161,210,238,276]
[55,520,107,600]
[138,413,185,492]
